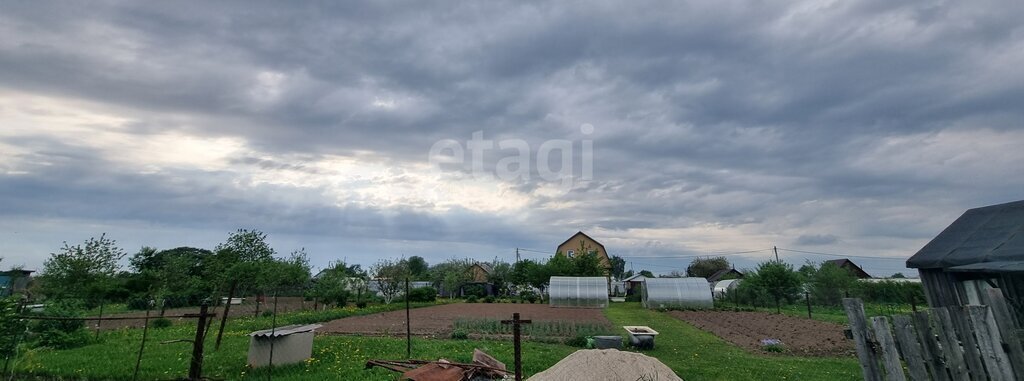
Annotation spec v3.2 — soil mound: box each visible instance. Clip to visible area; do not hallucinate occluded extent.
[528,349,682,381]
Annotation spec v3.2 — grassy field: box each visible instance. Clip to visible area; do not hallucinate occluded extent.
[714,299,919,325]
[11,302,864,380]
[606,303,862,381]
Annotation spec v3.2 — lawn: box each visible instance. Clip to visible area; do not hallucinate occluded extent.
[11,302,864,380]
[605,303,862,381]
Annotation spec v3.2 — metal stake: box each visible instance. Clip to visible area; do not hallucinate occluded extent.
[501,313,532,381]
[405,277,411,358]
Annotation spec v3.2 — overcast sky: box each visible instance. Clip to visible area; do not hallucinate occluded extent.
[1,1,1022,277]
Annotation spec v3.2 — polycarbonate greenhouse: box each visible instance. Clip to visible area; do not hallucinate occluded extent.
[548,276,609,308]
[642,277,713,309]
[712,279,741,299]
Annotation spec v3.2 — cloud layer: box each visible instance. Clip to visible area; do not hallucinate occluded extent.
[2,0,1023,276]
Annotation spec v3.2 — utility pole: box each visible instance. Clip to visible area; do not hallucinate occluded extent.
[773,246,779,262]
[516,248,520,264]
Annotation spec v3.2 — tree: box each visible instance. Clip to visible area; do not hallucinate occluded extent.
[743,261,802,312]
[407,256,429,280]
[213,229,276,350]
[891,272,906,279]
[39,234,126,307]
[511,259,547,293]
[264,249,312,291]
[809,262,858,305]
[371,258,410,304]
[308,260,358,307]
[686,256,730,278]
[609,255,627,280]
[486,260,513,296]
[639,270,655,278]
[429,258,473,299]
[128,246,217,308]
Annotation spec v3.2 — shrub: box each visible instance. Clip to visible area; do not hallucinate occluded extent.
[451,329,469,340]
[462,284,487,298]
[625,293,642,303]
[407,287,437,303]
[355,301,368,309]
[466,296,478,303]
[261,310,275,318]
[31,303,90,349]
[483,296,495,303]
[150,318,173,329]
[564,334,589,348]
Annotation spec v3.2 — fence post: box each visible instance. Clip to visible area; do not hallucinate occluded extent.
[843,298,883,381]
[405,277,411,359]
[891,315,928,381]
[966,305,1013,381]
[871,316,907,381]
[948,306,988,381]
[933,308,969,380]
[805,292,812,319]
[215,280,237,350]
[132,302,153,381]
[188,302,210,381]
[984,288,1024,380]
[911,311,950,381]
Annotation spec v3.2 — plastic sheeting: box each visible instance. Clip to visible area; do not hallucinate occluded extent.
[548,276,609,308]
[712,279,741,299]
[642,278,713,309]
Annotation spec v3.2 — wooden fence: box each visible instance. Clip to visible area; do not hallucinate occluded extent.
[843,288,1024,380]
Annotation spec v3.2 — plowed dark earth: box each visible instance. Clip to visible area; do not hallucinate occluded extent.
[669,310,855,357]
[320,303,609,337]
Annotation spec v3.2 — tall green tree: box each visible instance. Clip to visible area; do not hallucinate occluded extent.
[407,256,429,280]
[809,261,858,305]
[213,229,276,350]
[429,258,473,299]
[609,255,627,280]
[742,261,802,312]
[308,260,360,307]
[39,234,126,307]
[686,256,731,278]
[370,258,410,304]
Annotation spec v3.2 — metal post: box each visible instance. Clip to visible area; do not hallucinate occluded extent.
[805,292,812,319]
[188,302,210,381]
[95,301,104,339]
[405,277,411,359]
[132,302,152,381]
[773,246,779,262]
[215,280,237,350]
[501,313,532,381]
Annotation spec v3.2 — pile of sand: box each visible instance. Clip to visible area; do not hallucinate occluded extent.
[528,349,683,381]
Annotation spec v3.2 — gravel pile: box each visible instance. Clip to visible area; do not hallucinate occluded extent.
[528,349,682,381]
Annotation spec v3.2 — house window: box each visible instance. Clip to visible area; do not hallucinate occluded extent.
[567,250,575,258]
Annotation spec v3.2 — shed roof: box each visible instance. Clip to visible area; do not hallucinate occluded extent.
[824,259,872,279]
[706,268,743,282]
[907,200,1024,269]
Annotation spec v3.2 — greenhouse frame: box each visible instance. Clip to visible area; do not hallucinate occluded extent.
[712,279,741,299]
[548,276,609,308]
[642,277,713,309]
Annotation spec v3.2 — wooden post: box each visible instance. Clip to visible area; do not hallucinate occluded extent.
[934,308,969,380]
[949,306,987,381]
[891,315,928,381]
[871,316,907,381]
[911,311,950,381]
[984,288,1024,380]
[405,277,411,359]
[95,301,104,339]
[966,305,1013,381]
[268,292,279,381]
[501,313,533,381]
[843,298,883,381]
[189,302,210,381]
[805,292,812,319]
[215,280,237,350]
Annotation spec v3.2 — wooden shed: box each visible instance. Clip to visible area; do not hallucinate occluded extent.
[906,200,1024,322]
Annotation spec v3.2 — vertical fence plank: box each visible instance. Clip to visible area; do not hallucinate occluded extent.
[911,311,950,381]
[934,308,969,381]
[967,306,1014,381]
[949,306,988,381]
[844,298,883,381]
[872,316,908,381]
[891,315,929,381]
[985,288,1024,380]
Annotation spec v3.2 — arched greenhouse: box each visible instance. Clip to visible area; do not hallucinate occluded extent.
[712,279,741,299]
[642,277,713,309]
[548,276,609,308]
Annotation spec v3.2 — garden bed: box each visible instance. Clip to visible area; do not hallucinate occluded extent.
[319,303,609,338]
[668,310,855,357]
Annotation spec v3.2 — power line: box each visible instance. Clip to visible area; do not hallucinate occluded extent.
[777,247,909,260]
[620,248,773,259]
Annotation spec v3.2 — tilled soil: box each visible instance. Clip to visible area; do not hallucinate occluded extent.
[669,310,855,357]
[87,297,314,330]
[320,303,609,337]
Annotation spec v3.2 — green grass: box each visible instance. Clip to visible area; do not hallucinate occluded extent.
[605,303,862,381]
[11,302,575,380]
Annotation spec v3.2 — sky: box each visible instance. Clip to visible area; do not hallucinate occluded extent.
[1,1,1022,277]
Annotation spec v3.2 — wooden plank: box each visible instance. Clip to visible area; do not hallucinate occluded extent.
[872,316,908,381]
[985,288,1024,380]
[949,306,988,381]
[891,315,929,381]
[967,306,1014,381]
[934,308,969,381]
[844,298,883,381]
[911,311,949,381]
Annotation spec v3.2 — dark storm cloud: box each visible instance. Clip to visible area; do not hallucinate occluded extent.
[1,0,1023,270]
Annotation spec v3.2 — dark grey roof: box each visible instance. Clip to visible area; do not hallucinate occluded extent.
[907,200,1024,269]
[947,261,1024,273]
[249,324,322,338]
